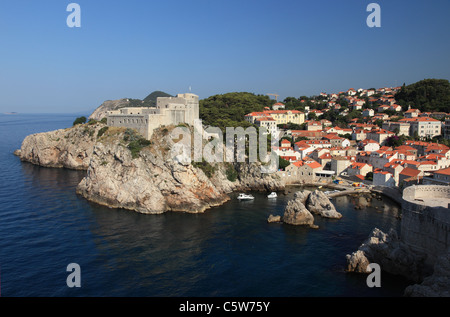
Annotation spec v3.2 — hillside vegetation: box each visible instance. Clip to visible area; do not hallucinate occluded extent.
[199,92,275,130]
[395,79,450,112]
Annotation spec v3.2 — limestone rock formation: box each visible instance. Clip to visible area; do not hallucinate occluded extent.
[14,123,105,170]
[277,189,342,228]
[404,252,450,297]
[267,215,281,223]
[306,190,343,219]
[345,228,428,282]
[293,190,311,205]
[282,197,316,227]
[346,250,371,273]
[75,127,284,214]
[76,140,229,214]
[15,122,285,214]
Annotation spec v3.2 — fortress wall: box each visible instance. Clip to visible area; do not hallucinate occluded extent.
[107,93,199,140]
[401,185,450,266]
[403,185,450,201]
[107,114,148,138]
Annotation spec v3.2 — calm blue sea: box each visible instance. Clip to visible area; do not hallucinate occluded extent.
[0,113,412,297]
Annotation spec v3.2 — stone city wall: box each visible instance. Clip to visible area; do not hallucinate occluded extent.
[401,185,450,266]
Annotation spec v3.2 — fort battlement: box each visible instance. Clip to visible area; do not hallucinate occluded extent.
[401,185,450,267]
[106,93,199,140]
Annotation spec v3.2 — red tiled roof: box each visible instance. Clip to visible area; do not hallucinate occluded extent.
[419,161,437,165]
[350,162,371,169]
[292,161,305,167]
[280,156,297,161]
[256,117,276,121]
[306,161,322,169]
[405,108,420,113]
[400,167,421,177]
[434,167,450,176]
[403,160,420,166]
[400,117,440,122]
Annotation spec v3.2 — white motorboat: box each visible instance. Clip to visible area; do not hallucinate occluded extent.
[267,192,277,198]
[237,193,254,200]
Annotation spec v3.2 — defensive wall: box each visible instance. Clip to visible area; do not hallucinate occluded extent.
[401,185,450,267]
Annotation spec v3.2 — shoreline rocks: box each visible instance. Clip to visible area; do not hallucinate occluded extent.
[270,189,342,228]
[15,123,285,214]
[75,127,284,214]
[267,215,281,223]
[14,123,105,170]
[282,198,316,228]
[404,252,450,297]
[345,227,430,282]
[346,227,450,296]
[306,190,342,219]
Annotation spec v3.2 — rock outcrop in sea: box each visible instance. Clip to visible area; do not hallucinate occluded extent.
[14,123,105,170]
[268,190,341,228]
[404,252,450,297]
[306,190,343,219]
[345,228,428,282]
[282,197,316,228]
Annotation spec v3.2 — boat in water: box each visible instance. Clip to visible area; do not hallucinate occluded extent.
[324,190,340,195]
[237,193,255,200]
[267,192,277,198]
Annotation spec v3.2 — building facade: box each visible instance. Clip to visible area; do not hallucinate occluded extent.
[107,93,199,140]
[245,110,305,126]
[445,117,450,140]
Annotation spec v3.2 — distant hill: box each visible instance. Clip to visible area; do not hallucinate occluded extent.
[89,90,172,120]
[143,91,172,107]
[395,79,450,113]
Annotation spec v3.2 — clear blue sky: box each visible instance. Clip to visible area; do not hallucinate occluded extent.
[0,0,449,113]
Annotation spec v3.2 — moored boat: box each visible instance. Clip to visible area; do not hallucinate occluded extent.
[267,192,277,198]
[237,193,254,200]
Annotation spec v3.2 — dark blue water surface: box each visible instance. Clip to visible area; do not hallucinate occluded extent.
[0,114,412,297]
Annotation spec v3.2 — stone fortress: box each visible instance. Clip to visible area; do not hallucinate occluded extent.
[401,185,450,267]
[106,93,199,139]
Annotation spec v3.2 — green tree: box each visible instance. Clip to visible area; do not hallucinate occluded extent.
[308,113,317,121]
[73,116,87,126]
[374,119,383,128]
[199,92,273,130]
[278,156,290,171]
[395,79,450,112]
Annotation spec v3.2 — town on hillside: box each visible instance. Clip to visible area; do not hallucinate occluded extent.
[245,86,450,188]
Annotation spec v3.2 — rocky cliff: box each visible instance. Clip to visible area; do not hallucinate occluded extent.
[345,227,450,296]
[345,228,428,282]
[404,252,450,297]
[15,122,284,214]
[89,99,133,121]
[75,126,284,214]
[14,123,106,170]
